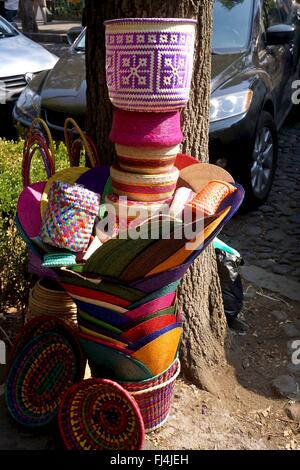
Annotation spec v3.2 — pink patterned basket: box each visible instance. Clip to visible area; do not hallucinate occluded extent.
[104,18,197,112]
[121,358,180,432]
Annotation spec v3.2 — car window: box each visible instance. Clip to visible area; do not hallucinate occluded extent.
[277,0,293,23]
[74,32,86,51]
[212,0,254,52]
[262,0,282,27]
[0,17,17,37]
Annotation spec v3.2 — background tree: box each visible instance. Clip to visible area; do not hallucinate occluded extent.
[19,0,38,33]
[85,0,228,394]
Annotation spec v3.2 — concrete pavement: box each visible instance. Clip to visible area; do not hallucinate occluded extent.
[16,19,82,43]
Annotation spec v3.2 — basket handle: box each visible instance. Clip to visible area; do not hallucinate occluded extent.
[64,118,100,168]
[130,358,181,396]
[22,118,55,188]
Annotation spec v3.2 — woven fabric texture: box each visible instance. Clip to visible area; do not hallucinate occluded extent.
[109,109,183,147]
[58,378,145,450]
[40,181,100,253]
[105,18,196,112]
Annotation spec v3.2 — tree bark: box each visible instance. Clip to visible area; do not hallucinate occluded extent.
[86,0,227,394]
[19,0,38,33]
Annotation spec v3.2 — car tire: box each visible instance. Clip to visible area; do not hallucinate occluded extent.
[239,111,278,211]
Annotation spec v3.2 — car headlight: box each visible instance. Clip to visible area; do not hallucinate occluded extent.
[14,70,49,121]
[15,87,41,119]
[210,90,253,122]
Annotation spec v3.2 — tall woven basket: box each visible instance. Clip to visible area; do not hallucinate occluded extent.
[104,18,197,112]
[121,358,180,432]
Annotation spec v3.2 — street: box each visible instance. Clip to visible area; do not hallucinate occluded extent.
[223,112,300,282]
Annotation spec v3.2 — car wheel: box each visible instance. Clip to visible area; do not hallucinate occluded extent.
[240,111,278,210]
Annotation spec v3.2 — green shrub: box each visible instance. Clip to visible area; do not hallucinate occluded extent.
[0,138,69,311]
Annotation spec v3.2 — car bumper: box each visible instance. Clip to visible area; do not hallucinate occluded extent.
[0,100,18,137]
[209,111,257,168]
[13,105,86,141]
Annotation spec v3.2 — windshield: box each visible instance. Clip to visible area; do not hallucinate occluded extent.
[0,17,17,37]
[212,0,253,52]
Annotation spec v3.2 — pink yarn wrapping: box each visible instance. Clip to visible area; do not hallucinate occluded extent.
[109,109,183,147]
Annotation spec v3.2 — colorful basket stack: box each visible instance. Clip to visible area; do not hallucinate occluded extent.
[61,19,198,431]
[106,17,196,212]
[60,18,243,433]
[12,18,245,442]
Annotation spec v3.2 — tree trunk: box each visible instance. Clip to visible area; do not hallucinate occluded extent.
[86,0,227,394]
[19,0,38,33]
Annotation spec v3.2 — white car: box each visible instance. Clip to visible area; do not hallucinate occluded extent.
[0,15,58,135]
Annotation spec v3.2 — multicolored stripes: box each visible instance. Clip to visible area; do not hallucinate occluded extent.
[110,165,179,201]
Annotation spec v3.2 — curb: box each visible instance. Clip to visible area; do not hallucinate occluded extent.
[24,32,68,44]
[241,265,300,303]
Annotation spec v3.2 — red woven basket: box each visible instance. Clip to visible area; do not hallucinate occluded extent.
[121,358,180,432]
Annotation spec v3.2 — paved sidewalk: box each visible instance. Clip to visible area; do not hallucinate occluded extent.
[16,19,82,43]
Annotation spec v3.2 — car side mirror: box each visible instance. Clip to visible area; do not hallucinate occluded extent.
[266,24,295,46]
[67,26,84,46]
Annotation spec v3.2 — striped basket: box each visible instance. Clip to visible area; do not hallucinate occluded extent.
[116,144,179,175]
[121,358,180,432]
[105,193,172,229]
[110,165,179,202]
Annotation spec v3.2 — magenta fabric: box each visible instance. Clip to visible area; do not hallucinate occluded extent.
[17,182,46,238]
[109,109,183,147]
[124,292,176,321]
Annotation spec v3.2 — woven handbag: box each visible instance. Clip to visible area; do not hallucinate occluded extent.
[22,117,55,188]
[64,117,100,168]
[40,181,101,253]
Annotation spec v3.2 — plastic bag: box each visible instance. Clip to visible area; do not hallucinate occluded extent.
[213,238,244,323]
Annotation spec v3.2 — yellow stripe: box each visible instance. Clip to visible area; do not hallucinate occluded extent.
[105,22,196,34]
[116,144,180,158]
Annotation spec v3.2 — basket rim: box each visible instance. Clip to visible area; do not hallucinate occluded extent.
[128,358,180,395]
[104,18,197,26]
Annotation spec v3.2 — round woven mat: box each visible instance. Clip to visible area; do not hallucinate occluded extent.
[5,332,79,427]
[58,378,145,450]
[6,315,86,382]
